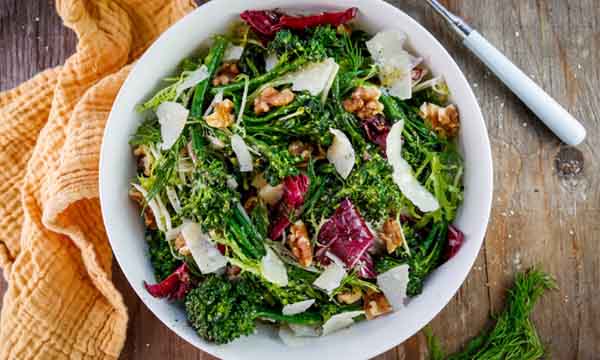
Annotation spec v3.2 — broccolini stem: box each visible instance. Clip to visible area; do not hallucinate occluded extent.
[211,57,308,94]
[191,36,228,117]
[256,309,322,326]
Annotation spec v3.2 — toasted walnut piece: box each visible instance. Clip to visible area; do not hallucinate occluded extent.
[204,99,235,128]
[133,146,152,177]
[343,86,384,120]
[336,287,363,304]
[288,140,313,162]
[244,196,258,212]
[357,99,385,120]
[363,290,392,320]
[129,188,157,230]
[288,220,313,267]
[419,103,460,139]
[212,62,240,86]
[380,218,406,254]
[253,87,295,115]
[174,234,191,256]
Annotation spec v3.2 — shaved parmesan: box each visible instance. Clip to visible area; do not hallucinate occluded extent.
[282,299,315,315]
[155,195,172,231]
[376,264,410,311]
[321,60,339,103]
[366,30,419,100]
[261,247,288,286]
[176,65,209,99]
[181,221,228,274]
[386,121,440,212]
[322,311,365,336]
[231,134,253,172]
[289,324,321,337]
[279,326,312,347]
[265,52,278,72]
[285,58,339,96]
[258,184,284,206]
[327,129,355,179]
[164,225,182,241]
[204,90,224,116]
[166,186,182,214]
[313,261,346,295]
[157,102,188,150]
[131,183,165,232]
[223,44,244,61]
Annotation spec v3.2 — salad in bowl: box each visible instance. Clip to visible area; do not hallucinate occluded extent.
[128,7,465,346]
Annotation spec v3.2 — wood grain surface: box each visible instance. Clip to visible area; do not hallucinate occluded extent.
[1,0,599,359]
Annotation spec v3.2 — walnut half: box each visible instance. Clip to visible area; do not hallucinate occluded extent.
[288,220,313,267]
[343,86,384,120]
[419,102,460,139]
[363,290,392,320]
[336,287,363,304]
[380,218,406,254]
[129,188,156,230]
[133,145,152,177]
[204,99,235,129]
[174,234,191,256]
[253,87,295,115]
[212,63,240,86]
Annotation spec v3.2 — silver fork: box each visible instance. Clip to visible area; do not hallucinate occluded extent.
[425,0,586,146]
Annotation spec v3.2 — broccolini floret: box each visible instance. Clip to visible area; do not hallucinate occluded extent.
[185,274,322,344]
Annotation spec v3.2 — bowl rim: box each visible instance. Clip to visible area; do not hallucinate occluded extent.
[100,0,493,358]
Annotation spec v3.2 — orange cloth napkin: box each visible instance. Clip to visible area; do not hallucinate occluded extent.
[0,0,196,358]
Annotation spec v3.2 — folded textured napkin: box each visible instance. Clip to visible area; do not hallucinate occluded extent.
[0,0,196,358]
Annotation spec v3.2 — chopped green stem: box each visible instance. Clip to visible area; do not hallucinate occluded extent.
[256,309,322,326]
[211,57,308,94]
[191,36,228,117]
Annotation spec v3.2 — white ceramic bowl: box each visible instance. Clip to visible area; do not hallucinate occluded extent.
[100,0,493,358]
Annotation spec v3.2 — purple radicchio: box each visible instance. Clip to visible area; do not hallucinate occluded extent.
[445,224,465,260]
[144,263,191,301]
[362,114,391,153]
[316,199,375,271]
[269,174,310,240]
[355,251,377,279]
[240,8,358,38]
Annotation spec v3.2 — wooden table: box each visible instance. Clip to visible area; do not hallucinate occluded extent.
[1,0,598,358]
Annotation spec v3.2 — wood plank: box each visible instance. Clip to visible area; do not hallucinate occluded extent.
[1,0,599,359]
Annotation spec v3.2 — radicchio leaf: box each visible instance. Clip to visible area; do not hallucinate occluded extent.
[355,251,377,279]
[269,174,310,240]
[144,263,191,301]
[362,114,391,153]
[316,199,375,270]
[240,8,358,38]
[446,224,465,260]
[283,173,309,208]
[240,10,283,37]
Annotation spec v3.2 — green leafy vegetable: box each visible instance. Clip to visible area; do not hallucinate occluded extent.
[190,36,229,117]
[146,230,180,282]
[185,273,322,344]
[426,268,556,360]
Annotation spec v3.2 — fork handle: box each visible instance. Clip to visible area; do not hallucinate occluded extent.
[464,31,586,146]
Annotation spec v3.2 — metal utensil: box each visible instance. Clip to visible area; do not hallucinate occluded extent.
[425,0,586,146]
